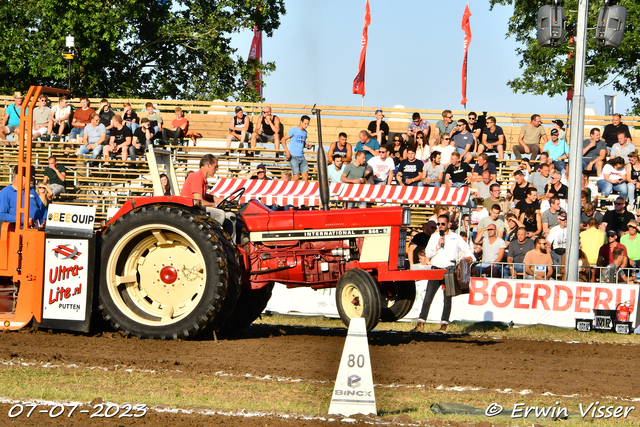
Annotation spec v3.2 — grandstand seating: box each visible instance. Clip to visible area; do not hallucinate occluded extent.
[1,96,638,228]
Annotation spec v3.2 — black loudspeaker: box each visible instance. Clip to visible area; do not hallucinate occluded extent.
[596,5,627,48]
[537,4,566,48]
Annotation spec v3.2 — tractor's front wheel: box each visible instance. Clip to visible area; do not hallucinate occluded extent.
[336,269,381,331]
[99,204,234,340]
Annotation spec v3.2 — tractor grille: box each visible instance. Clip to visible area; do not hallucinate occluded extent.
[398,229,407,269]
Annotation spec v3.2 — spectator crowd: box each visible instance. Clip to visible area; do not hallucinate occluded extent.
[2,92,640,283]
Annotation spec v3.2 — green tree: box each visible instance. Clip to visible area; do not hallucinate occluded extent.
[0,0,285,102]
[490,0,640,114]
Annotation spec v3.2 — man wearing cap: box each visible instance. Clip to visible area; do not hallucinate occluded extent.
[0,165,46,227]
[551,119,566,142]
[250,106,281,157]
[244,163,271,180]
[602,113,632,148]
[514,114,548,160]
[602,196,635,237]
[0,91,25,144]
[546,210,568,265]
[407,112,430,144]
[367,109,389,146]
[543,129,569,172]
[225,106,251,156]
[583,128,607,176]
[597,230,628,268]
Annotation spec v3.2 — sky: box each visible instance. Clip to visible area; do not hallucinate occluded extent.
[229,0,632,117]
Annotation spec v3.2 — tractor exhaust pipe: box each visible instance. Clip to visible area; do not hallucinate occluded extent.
[312,105,330,210]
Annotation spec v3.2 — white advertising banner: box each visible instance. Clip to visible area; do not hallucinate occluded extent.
[42,238,90,321]
[45,204,96,233]
[265,278,640,328]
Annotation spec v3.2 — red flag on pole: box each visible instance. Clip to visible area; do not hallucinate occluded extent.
[352,0,371,95]
[248,25,262,97]
[461,4,472,106]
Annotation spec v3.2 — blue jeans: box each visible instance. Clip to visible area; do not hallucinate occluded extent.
[126,122,140,134]
[597,179,628,199]
[77,143,103,159]
[289,156,309,175]
[69,127,84,141]
[475,263,502,278]
[552,160,565,173]
[452,182,467,188]
[503,263,525,278]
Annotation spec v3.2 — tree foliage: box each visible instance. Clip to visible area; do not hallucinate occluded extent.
[0,0,285,102]
[490,0,640,114]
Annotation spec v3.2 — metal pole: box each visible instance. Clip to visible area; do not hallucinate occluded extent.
[67,59,71,93]
[565,0,588,282]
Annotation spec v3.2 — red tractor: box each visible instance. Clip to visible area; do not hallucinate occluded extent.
[0,87,469,340]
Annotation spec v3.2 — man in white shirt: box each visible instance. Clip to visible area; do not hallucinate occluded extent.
[367,145,395,185]
[410,214,474,333]
[473,224,506,278]
[546,210,568,265]
[327,154,345,183]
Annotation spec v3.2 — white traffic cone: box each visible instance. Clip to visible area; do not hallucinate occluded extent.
[328,317,376,416]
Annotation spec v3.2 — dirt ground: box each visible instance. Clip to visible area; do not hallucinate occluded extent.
[0,324,638,426]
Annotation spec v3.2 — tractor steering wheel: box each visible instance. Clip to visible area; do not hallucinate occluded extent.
[217,187,245,210]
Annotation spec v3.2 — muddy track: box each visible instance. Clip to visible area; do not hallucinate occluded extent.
[0,324,638,426]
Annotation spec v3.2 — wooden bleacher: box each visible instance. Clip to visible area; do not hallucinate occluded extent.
[0,98,637,228]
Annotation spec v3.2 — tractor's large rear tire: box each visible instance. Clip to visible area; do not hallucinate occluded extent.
[379,281,416,322]
[336,269,381,331]
[99,204,237,340]
[218,282,275,336]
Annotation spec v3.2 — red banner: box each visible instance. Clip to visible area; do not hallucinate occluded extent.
[248,25,262,96]
[352,0,371,96]
[461,4,472,106]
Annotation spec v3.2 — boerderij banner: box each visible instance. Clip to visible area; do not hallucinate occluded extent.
[265,278,639,328]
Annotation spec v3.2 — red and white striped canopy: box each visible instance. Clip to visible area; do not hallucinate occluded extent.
[209,179,470,207]
[336,184,470,205]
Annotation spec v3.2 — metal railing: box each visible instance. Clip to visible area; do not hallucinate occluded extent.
[470,261,639,284]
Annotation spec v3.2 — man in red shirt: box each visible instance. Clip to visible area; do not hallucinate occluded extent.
[597,230,628,268]
[180,154,236,241]
[161,107,189,145]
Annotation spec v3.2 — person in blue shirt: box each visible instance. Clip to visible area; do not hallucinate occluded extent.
[282,115,311,182]
[354,130,380,162]
[0,166,47,228]
[543,129,570,173]
[327,154,345,183]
